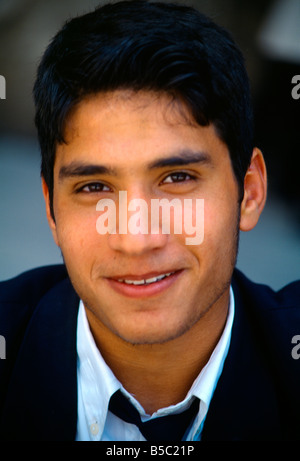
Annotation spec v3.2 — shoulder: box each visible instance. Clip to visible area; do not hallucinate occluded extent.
[232,268,300,313]
[0,266,78,426]
[204,270,300,440]
[0,265,70,345]
[232,268,300,348]
[0,265,69,305]
[232,269,300,405]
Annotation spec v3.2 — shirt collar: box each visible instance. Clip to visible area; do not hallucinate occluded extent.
[76,304,121,438]
[187,286,234,439]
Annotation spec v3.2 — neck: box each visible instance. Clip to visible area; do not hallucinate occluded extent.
[85,292,229,415]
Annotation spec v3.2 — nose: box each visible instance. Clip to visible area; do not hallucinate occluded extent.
[108,231,168,255]
[107,190,168,255]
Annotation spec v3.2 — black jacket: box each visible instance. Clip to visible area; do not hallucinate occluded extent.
[0,265,299,441]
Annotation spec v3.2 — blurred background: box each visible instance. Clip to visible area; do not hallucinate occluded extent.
[0,0,299,288]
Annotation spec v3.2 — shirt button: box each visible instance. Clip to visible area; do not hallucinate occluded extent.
[90,422,99,436]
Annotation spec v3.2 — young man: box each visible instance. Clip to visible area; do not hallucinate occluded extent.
[0,1,299,441]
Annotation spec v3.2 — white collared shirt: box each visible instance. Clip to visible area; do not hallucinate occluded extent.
[76,288,235,441]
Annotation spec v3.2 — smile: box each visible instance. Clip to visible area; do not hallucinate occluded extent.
[117,272,175,285]
[107,270,183,298]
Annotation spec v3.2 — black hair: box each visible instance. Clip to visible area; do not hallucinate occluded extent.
[33,0,253,216]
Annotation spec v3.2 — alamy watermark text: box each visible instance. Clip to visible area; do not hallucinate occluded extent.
[291,75,300,100]
[291,335,300,360]
[0,335,6,359]
[0,75,6,99]
[96,191,204,245]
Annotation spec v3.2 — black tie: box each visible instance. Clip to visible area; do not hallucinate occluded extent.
[108,390,200,441]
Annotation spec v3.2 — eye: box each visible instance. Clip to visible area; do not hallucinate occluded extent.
[77,182,112,193]
[161,172,196,184]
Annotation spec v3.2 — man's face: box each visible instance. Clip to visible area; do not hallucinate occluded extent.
[47,90,241,345]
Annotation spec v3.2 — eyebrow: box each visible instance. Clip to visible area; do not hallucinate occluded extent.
[58,150,212,182]
[148,150,212,169]
[58,162,117,181]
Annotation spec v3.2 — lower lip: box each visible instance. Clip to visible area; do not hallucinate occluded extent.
[106,270,183,298]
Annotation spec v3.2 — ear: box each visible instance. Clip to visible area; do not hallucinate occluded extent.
[239,148,267,232]
[41,176,59,247]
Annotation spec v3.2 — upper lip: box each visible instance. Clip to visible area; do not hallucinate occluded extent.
[108,270,180,281]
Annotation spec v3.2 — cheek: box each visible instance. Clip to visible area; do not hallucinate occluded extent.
[195,198,239,258]
[55,208,101,259]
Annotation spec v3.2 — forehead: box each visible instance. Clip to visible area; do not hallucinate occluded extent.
[56,90,228,170]
[65,90,196,136]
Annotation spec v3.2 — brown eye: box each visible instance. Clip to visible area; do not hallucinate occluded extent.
[162,172,194,184]
[79,182,111,193]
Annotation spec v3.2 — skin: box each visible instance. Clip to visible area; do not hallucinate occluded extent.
[42,90,267,413]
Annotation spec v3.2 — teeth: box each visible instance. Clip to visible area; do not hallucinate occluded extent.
[118,272,174,285]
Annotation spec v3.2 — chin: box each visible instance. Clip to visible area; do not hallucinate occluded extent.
[115,317,194,346]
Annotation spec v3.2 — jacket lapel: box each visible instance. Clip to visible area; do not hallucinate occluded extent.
[1,277,79,441]
[201,273,283,440]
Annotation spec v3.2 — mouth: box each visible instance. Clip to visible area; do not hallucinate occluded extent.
[106,270,183,298]
[116,272,175,286]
